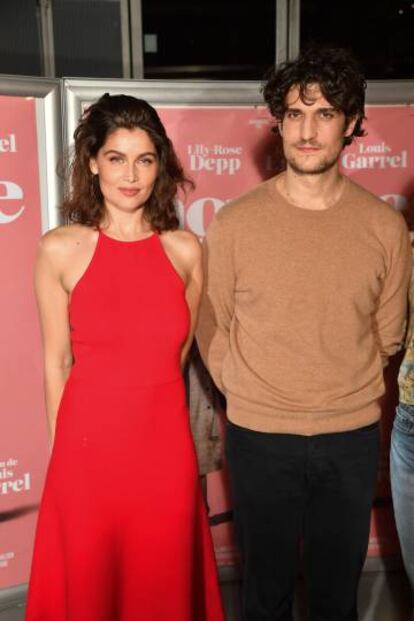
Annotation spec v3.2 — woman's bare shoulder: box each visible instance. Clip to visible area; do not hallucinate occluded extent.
[160,229,201,263]
[38,224,96,262]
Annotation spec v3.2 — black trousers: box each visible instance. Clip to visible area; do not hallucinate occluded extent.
[226,420,380,621]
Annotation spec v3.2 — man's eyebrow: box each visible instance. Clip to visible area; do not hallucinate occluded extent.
[285,105,337,113]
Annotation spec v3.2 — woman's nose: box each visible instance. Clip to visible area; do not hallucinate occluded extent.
[124,163,137,182]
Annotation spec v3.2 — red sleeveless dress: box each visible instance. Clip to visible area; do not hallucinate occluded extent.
[26,231,225,621]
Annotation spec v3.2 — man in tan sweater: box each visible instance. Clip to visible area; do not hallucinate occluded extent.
[197,47,411,620]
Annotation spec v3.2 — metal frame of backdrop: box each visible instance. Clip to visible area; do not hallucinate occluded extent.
[63,77,414,151]
[0,75,62,230]
[62,76,414,580]
[0,75,61,608]
[0,72,413,606]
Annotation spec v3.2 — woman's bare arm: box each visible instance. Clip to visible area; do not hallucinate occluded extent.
[34,232,73,445]
[160,230,203,368]
[180,236,203,367]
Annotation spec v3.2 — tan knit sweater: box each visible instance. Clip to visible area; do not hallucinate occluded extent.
[196,174,411,435]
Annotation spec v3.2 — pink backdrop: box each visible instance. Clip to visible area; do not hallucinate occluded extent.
[343,107,414,558]
[1,102,413,589]
[159,104,414,564]
[0,95,49,588]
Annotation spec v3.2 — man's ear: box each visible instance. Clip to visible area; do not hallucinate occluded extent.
[89,158,98,175]
[278,122,283,135]
[344,116,358,138]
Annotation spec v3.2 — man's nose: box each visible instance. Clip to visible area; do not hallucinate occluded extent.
[300,115,317,142]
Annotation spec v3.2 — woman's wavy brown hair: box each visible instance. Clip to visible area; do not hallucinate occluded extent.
[62,93,192,231]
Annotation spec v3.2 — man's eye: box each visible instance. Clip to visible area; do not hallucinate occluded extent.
[286,111,300,119]
[320,111,334,119]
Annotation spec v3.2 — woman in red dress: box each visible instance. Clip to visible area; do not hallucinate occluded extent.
[26,94,225,621]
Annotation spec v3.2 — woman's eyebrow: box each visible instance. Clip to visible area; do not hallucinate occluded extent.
[103,149,157,157]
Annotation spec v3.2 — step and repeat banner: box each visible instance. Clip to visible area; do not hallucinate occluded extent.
[1,77,413,592]
[158,102,414,564]
[340,106,414,557]
[0,80,61,591]
[156,104,279,567]
[0,95,47,589]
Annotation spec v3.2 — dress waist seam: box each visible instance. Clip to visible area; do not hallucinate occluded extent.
[67,373,183,389]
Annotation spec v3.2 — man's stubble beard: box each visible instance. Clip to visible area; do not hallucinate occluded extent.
[284,140,344,176]
[285,151,340,176]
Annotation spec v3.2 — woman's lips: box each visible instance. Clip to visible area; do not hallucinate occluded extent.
[118,188,140,197]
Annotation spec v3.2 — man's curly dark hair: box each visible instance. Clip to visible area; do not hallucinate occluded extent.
[263,47,366,146]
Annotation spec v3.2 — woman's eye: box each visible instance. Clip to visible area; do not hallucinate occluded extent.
[140,158,154,166]
[109,156,123,163]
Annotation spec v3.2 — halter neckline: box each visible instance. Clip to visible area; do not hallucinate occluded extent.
[98,228,156,244]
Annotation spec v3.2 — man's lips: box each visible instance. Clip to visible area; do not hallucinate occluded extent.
[295,144,321,153]
[118,188,140,197]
